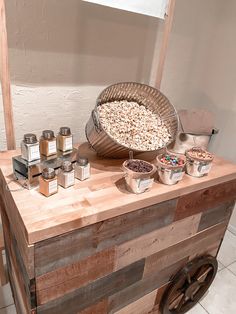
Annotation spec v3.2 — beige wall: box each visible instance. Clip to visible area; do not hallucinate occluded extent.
[0,0,220,149]
[1,1,236,228]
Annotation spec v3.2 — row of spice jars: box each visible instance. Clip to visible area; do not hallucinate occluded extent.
[39,157,90,197]
[21,127,73,162]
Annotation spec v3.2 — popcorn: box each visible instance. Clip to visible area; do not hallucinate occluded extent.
[98,100,171,151]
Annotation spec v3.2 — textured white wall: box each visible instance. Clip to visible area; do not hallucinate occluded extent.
[0,0,221,150]
[1,0,159,149]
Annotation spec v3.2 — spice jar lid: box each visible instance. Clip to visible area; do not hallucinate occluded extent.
[42,167,56,180]
[61,160,73,172]
[77,157,89,166]
[59,127,71,136]
[42,130,55,140]
[24,133,38,144]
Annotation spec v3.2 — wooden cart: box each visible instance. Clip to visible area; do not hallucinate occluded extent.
[0,143,236,314]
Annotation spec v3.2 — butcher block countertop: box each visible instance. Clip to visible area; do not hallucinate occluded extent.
[1,142,236,245]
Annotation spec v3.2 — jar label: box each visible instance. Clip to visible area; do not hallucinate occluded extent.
[81,165,90,180]
[65,137,73,151]
[65,171,75,187]
[49,180,58,194]
[29,145,40,161]
[170,170,184,181]
[199,163,211,174]
[48,141,57,154]
[138,178,153,192]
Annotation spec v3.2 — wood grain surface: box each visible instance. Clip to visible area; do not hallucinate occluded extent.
[0,172,34,278]
[113,289,158,314]
[1,143,236,244]
[175,179,236,221]
[37,259,145,314]
[114,214,201,271]
[78,299,108,314]
[34,198,176,277]
[1,144,236,314]
[108,259,187,314]
[36,247,116,305]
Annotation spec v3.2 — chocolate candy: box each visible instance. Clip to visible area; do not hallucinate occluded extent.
[126,160,153,173]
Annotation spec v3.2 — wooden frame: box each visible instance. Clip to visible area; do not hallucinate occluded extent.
[0,0,175,150]
[0,0,15,150]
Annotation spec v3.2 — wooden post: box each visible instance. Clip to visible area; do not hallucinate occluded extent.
[0,0,15,150]
[155,0,176,89]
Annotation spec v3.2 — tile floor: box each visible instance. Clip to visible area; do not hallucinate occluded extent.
[0,230,236,314]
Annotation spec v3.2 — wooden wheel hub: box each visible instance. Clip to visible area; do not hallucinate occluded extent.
[160,255,218,314]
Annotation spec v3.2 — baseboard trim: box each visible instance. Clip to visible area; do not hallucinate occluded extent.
[228,224,236,236]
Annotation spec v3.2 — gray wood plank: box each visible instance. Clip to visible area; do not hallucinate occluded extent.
[35,199,177,276]
[198,201,235,232]
[37,259,145,314]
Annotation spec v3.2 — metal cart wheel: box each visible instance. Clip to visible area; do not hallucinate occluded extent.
[160,255,218,314]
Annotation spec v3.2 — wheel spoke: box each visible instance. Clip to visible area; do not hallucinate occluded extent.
[196,266,212,282]
[187,273,192,284]
[163,257,218,314]
[176,295,186,312]
[169,293,184,310]
[190,292,195,302]
[199,281,207,287]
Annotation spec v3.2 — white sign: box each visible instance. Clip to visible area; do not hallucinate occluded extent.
[83,0,168,19]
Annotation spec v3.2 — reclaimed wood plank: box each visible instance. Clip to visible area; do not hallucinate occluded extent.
[146,284,168,314]
[78,299,108,314]
[37,259,145,314]
[144,221,227,277]
[6,247,29,314]
[1,207,36,311]
[198,201,235,232]
[113,289,157,314]
[36,247,116,305]
[0,171,34,278]
[115,214,201,271]
[35,199,176,276]
[175,179,236,221]
[108,259,187,314]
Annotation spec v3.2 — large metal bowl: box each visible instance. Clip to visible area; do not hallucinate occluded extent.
[86,82,179,158]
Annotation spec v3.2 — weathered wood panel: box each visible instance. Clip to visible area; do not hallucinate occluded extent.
[113,289,158,314]
[1,149,236,314]
[175,179,236,221]
[2,208,36,314]
[144,222,226,277]
[0,173,34,278]
[36,247,116,305]
[78,299,108,314]
[35,199,177,276]
[108,259,187,314]
[115,214,201,271]
[37,259,145,314]
[198,201,234,232]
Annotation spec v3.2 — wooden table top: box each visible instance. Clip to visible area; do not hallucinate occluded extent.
[1,142,236,245]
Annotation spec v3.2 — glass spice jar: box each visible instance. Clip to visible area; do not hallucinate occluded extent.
[75,157,90,181]
[57,127,73,152]
[40,130,57,157]
[39,168,58,197]
[58,161,75,188]
[21,133,40,162]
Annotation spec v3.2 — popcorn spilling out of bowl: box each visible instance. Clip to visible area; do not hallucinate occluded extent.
[98,100,171,151]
